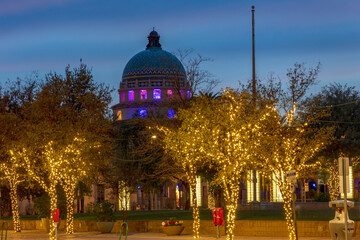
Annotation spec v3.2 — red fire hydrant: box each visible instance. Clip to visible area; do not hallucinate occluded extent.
[212,208,224,238]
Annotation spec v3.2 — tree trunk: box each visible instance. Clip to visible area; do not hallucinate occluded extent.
[189,181,200,239]
[64,181,76,234]
[279,184,297,240]
[328,165,339,201]
[222,180,240,240]
[48,184,58,240]
[9,179,21,232]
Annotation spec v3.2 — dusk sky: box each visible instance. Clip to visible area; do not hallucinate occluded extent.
[0,0,359,105]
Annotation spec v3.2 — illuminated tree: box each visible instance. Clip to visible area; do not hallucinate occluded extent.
[312,83,360,201]
[0,162,22,232]
[13,143,60,240]
[203,89,272,240]
[0,78,38,232]
[161,90,271,240]
[18,61,112,237]
[256,63,333,240]
[57,136,91,234]
[160,96,214,238]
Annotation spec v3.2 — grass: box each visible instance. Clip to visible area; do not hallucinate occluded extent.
[2,208,360,221]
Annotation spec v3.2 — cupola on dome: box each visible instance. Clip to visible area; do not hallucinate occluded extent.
[121,30,186,83]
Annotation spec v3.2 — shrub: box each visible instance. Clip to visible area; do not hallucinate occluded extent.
[314,192,330,202]
[93,201,115,222]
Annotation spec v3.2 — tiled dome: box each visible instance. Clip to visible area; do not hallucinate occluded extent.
[122,31,186,82]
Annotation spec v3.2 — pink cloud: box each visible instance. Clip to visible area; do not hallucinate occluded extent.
[0,0,78,15]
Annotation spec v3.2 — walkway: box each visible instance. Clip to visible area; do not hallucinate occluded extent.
[5,230,360,240]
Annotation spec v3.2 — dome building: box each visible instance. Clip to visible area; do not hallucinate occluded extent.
[112,30,190,120]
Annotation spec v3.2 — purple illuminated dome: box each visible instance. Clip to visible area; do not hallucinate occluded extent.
[112,30,190,120]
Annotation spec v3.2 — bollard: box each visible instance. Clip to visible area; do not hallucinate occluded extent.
[119,222,128,240]
[1,221,8,240]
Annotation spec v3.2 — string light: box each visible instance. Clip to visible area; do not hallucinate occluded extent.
[13,143,61,240]
[256,99,333,240]
[0,161,22,232]
[58,136,90,234]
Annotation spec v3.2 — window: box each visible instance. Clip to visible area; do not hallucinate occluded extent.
[151,82,162,87]
[139,109,147,118]
[117,110,122,120]
[120,92,125,102]
[96,184,105,203]
[167,89,174,99]
[140,90,147,100]
[153,89,161,100]
[187,90,191,99]
[127,82,136,88]
[168,109,175,119]
[128,90,134,102]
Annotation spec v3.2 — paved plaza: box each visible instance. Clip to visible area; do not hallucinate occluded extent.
[4,231,360,240]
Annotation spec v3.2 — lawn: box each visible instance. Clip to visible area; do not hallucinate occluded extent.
[2,208,359,221]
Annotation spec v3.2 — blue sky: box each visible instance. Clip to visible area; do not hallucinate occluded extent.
[0,0,359,105]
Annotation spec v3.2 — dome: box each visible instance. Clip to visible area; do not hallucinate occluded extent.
[122,31,186,82]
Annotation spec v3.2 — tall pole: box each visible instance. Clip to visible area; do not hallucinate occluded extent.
[343,157,348,240]
[251,5,257,202]
[252,5,256,101]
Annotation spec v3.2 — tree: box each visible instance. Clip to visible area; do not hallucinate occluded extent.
[203,89,271,240]
[312,83,360,200]
[256,63,333,240]
[160,96,214,238]
[0,78,38,232]
[16,61,112,238]
[174,49,220,97]
[161,89,271,240]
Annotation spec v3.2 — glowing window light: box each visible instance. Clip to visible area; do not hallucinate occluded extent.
[272,173,283,202]
[153,89,161,100]
[168,109,175,119]
[341,165,353,199]
[139,109,147,118]
[256,171,260,201]
[176,185,180,208]
[167,89,174,99]
[187,90,190,99]
[140,90,147,100]
[117,110,122,120]
[128,90,134,101]
[247,170,254,202]
[118,181,130,211]
[190,176,202,207]
[120,92,125,102]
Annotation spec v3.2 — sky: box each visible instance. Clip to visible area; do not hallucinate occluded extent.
[0,0,359,106]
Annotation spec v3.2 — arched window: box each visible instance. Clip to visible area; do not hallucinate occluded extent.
[139,109,147,118]
[117,110,122,120]
[167,89,174,99]
[128,90,134,102]
[153,89,161,100]
[168,109,175,119]
[140,90,147,100]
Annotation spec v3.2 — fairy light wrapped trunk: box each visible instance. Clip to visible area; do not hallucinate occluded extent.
[14,144,61,240]
[0,163,22,232]
[160,97,216,239]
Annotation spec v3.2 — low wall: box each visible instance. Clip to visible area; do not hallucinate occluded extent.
[2,219,360,237]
